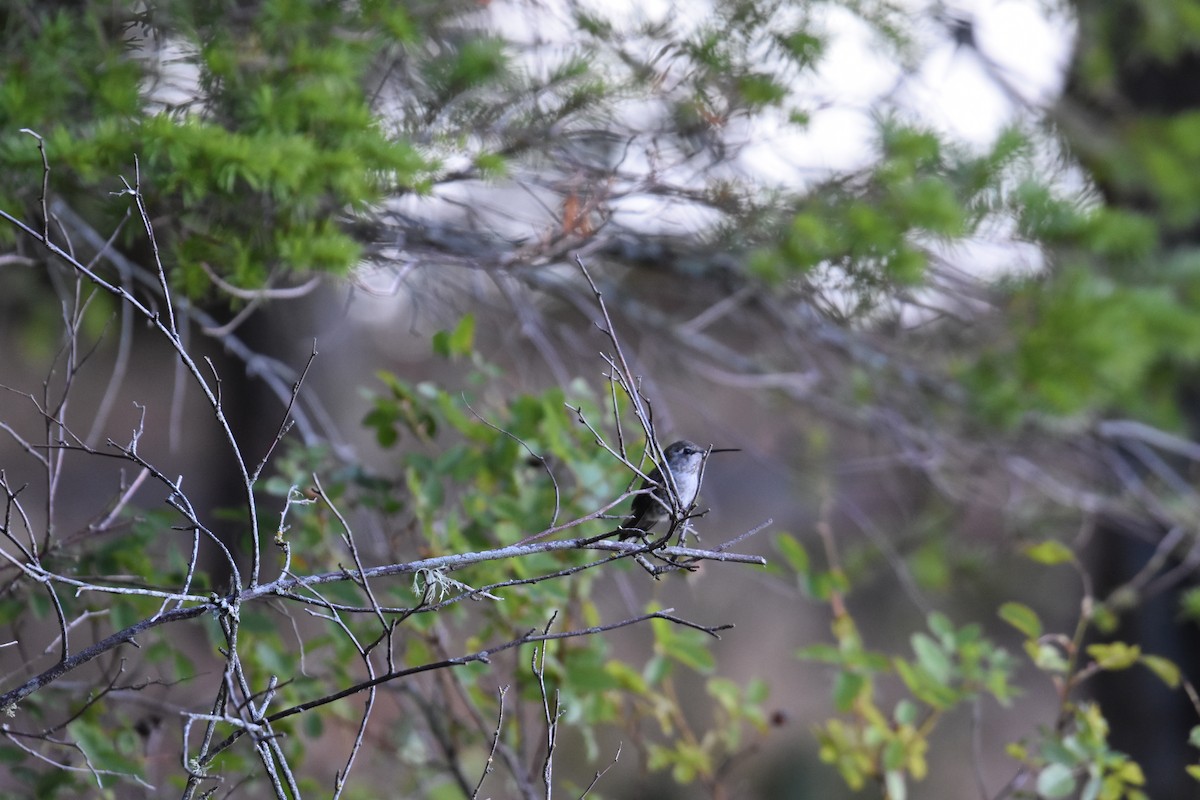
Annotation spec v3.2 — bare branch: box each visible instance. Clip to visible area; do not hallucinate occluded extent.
[199,608,727,762]
[250,340,318,485]
[471,685,508,800]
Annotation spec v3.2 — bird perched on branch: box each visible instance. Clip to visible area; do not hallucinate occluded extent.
[617,440,738,540]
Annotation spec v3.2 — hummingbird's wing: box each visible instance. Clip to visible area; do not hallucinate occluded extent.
[620,466,664,539]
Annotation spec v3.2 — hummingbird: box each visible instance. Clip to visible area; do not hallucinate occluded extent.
[616,440,739,540]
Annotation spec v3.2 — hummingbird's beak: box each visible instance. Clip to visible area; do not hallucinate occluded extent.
[707,447,740,454]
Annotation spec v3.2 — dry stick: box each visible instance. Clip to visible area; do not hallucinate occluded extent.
[5,142,263,587]
[0,534,763,714]
[118,157,176,337]
[534,615,561,800]
[573,255,663,462]
[303,569,432,795]
[2,173,772,794]
[0,402,50,467]
[42,280,76,559]
[0,201,262,589]
[99,403,220,618]
[465,395,563,530]
[0,474,37,563]
[200,260,323,301]
[160,523,203,621]
[48,197,330,449]
[276,530,745,617]
[334,665,375,799]
[101,431,244,592]
[180,677,228,797]
[472,686,509,800]
[399,682,478,798]
[168,317,190,453]
[219,611,299,800]
[294,579,382,799]
[91,465,150,534]
[0,604,209,713]
[19,129,49,241]
[575,256,707,546]
[260,536,766,597]
[251,340,318,485]
[84,211,135,447]
[313,473,388,629]
[434,633,537,800]
[578,743,621,798]
[597,353,662,475]
[41,583,70,664]
[567,403,654,486]
[0,410,226,613]
[515,484,639,546]
[607,361,627,456]
[1,722,154,791]
[201,609,729,763]
[281,545,641,616]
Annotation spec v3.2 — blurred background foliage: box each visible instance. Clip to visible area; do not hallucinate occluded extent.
[5,0,1200,797]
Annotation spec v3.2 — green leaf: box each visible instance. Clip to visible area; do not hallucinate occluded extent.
[652,612,716,673]
[1180,587,1200,622]
[911,633,952,684]
[1087,641,1141,670]
[746,677,769,704]
[1140,654,1181,688]
[998,602,1043,639]
[1115,760,1145,786]
[1036,763,1077,798]
[832,671,867,712]
[796,643,841,663]
[1024,540,1075,566]
[607,659,648,693]
[71,720,139,777]
[474,152,508,177]
[895,656,960,709]
[927,611,954,642]
[707,676,740,715]
[736,72,787,107]
[894,699,918,725]
[668,634,716,674]
[109,600,142,632]
[775,533,810,576]
[432,314,476,359]
[1027,641,1070,673]
[643,654,671,686]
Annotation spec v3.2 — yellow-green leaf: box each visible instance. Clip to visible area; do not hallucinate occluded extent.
[1024,540,1075,565]
[1087,641,1141,670]
[999,601,1043,639]
[1140,654,1181,688]
[1036,763,1076,798]
[775,533,810,576]
[833,671,867,712]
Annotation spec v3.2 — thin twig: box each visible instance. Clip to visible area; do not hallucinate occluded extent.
[471,686,508,799]
[251,340,318,484]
